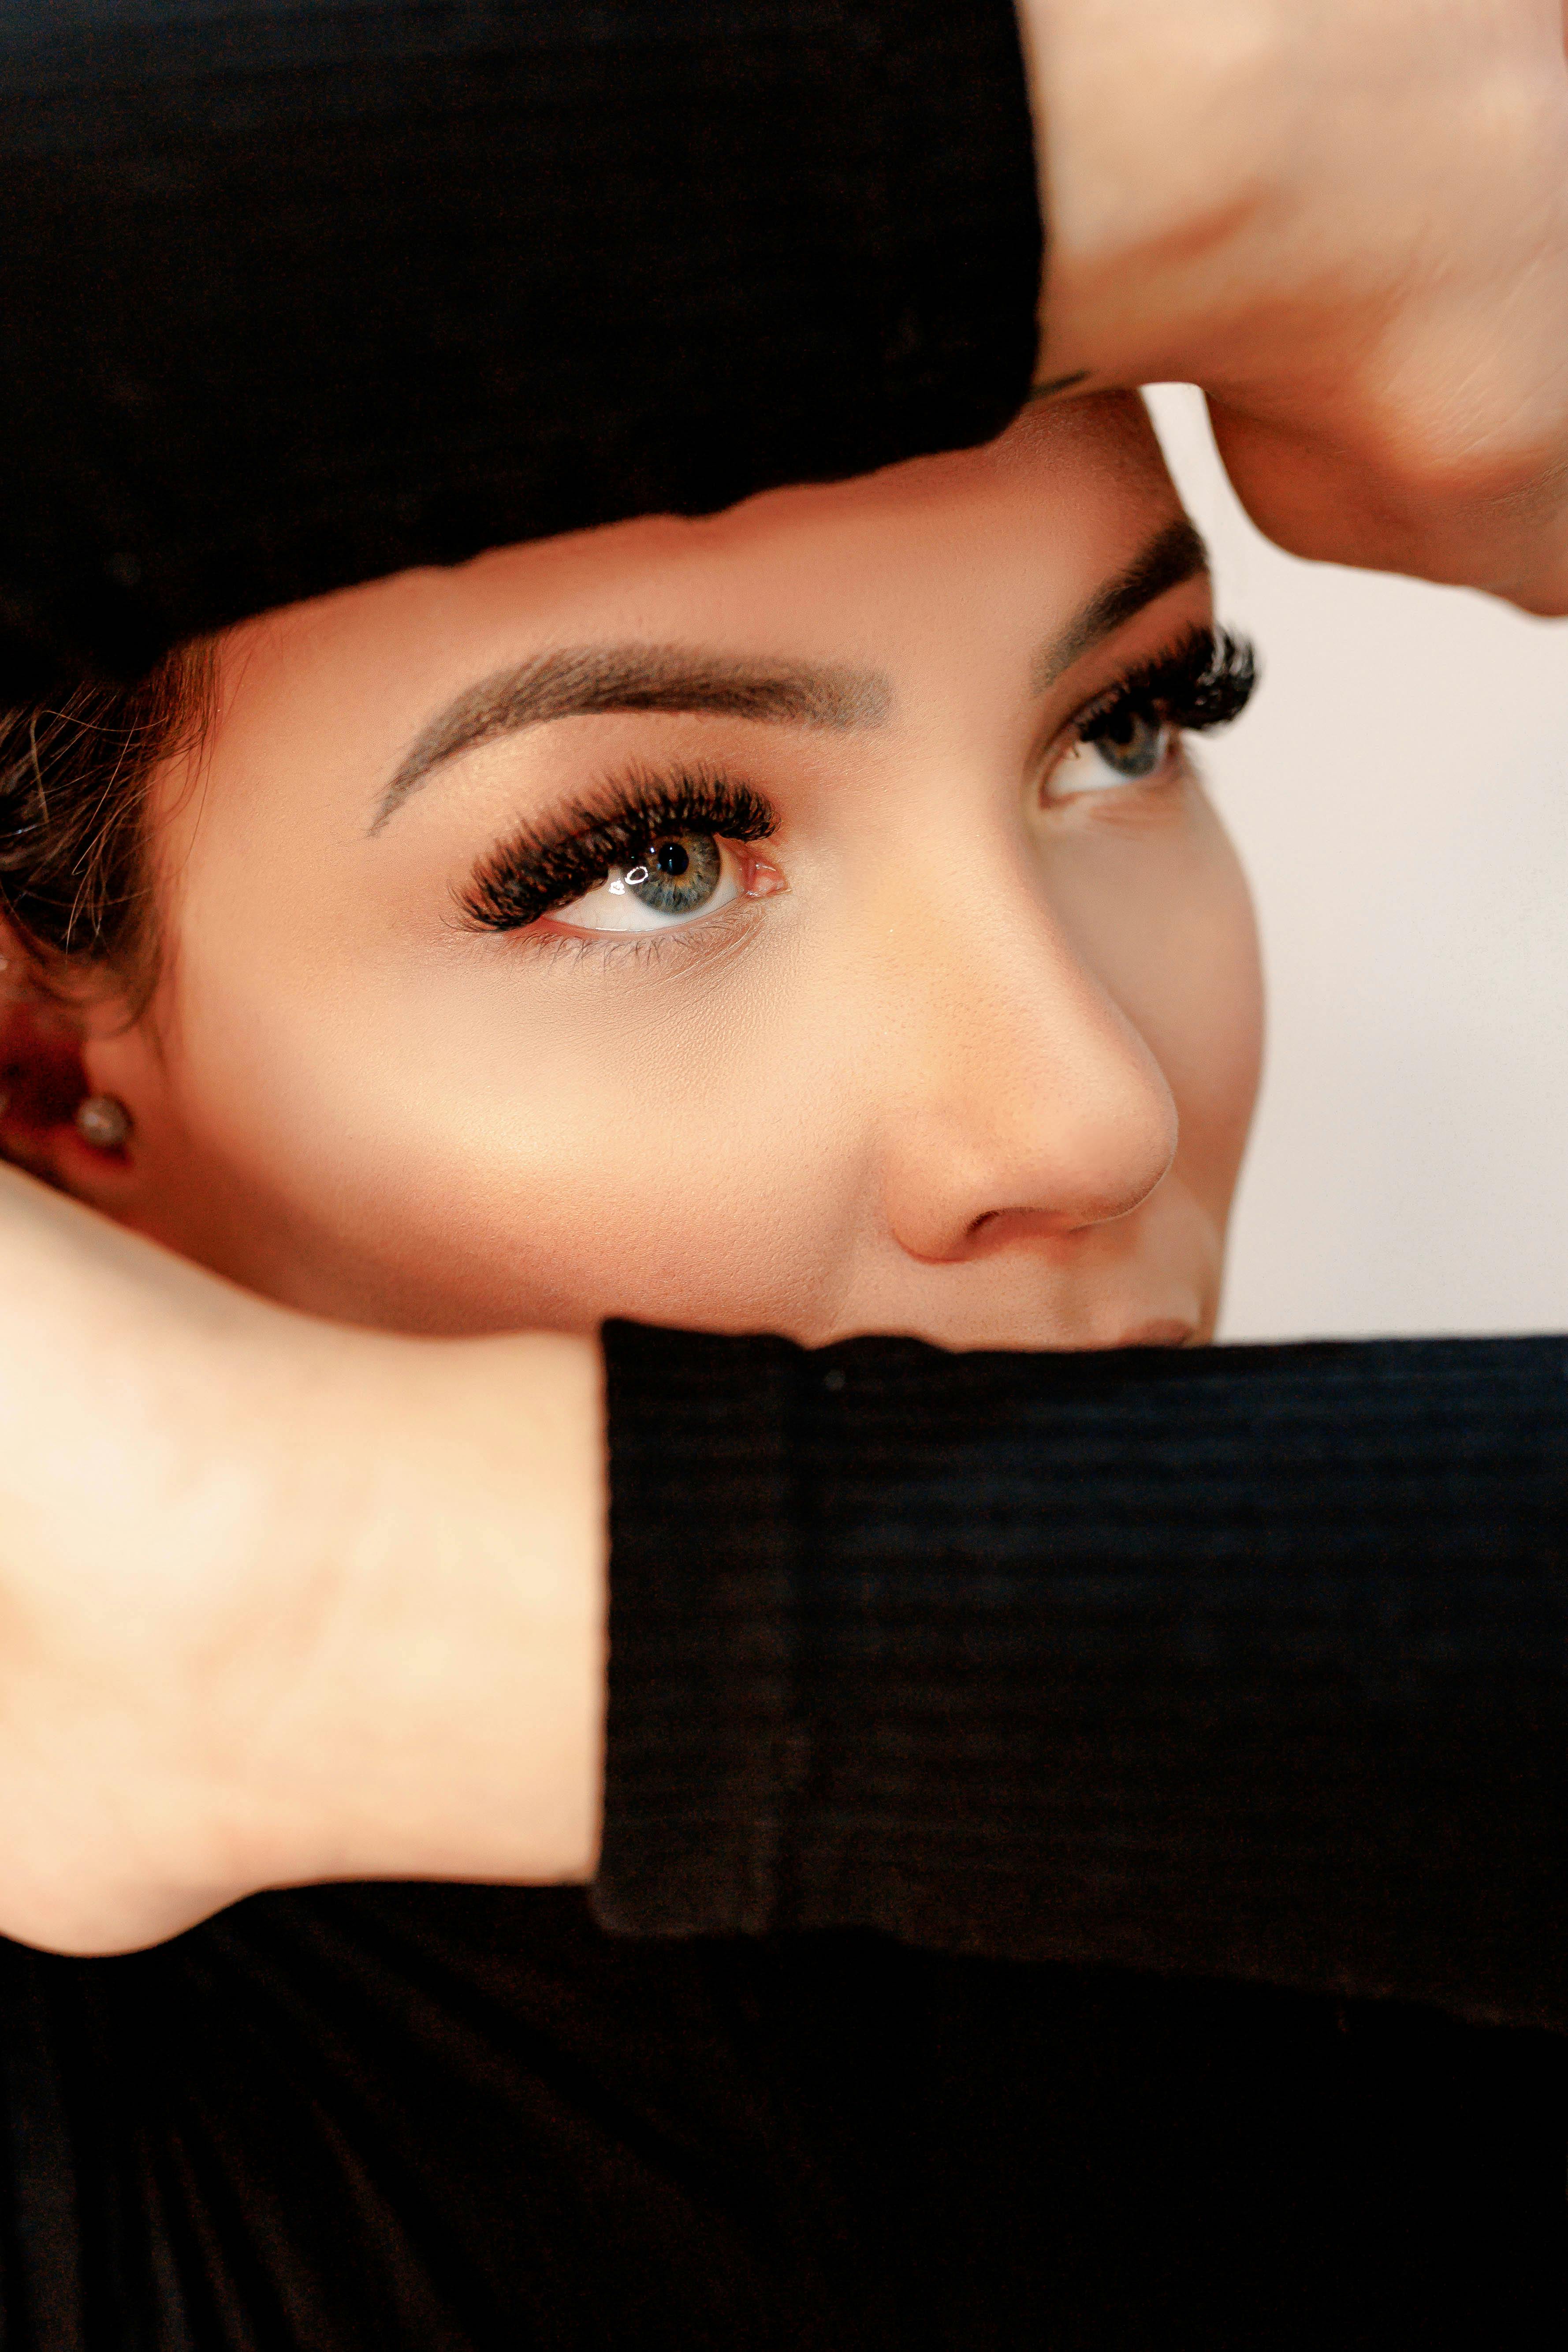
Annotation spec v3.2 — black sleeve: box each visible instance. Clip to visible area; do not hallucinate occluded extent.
[0,0,1040,695]
[594,1323,1568,2032]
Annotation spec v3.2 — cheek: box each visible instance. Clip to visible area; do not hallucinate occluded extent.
[1049,794,1263,1201]
[166,935,873,1335]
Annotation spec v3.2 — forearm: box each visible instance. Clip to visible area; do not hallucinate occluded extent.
[0,1165,606,1953]
[1019,0,1297,385]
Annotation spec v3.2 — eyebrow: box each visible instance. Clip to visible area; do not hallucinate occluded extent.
[371,645,893,831]
[1030,516,1210,694]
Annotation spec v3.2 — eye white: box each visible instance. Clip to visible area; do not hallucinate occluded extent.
[1046,718,1175,799]
[551,839,743,932]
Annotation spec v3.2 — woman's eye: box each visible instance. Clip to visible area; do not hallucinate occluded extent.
[1046,711,1176,800]
[551,830,741,932]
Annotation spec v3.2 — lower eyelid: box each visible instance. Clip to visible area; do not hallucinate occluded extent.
[518,893,761,973]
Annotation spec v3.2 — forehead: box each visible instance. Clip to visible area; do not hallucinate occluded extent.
[161,393,1181,864]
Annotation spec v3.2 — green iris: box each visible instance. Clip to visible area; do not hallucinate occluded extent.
[624,832,723,916]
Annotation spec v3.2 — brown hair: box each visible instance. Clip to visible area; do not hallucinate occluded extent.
[0,643,217,1006]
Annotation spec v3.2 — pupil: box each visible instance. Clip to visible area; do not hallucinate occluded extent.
[656,839,689,876]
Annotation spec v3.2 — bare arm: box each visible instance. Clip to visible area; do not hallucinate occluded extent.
[0,1163,605,1953]
[1020,0,1568,611]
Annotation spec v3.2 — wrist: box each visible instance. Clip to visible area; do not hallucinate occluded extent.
[204,1319,609,1908]
[0,1162,607,1950]
[1018,0,1298,385]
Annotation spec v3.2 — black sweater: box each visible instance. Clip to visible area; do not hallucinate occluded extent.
[597,1326,1568,2032]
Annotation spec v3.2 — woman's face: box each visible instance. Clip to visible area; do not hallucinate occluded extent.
[86,393,1263,1349]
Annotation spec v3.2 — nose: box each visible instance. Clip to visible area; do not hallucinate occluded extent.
[864,865,1178,1267]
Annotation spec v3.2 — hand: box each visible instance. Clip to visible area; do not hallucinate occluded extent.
[0,1165,606,1953]
[1021,0,1568,612]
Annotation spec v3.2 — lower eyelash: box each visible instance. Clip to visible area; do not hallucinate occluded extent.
[515,928,658,973]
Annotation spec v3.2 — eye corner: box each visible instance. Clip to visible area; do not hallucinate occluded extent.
[741,845,789,900]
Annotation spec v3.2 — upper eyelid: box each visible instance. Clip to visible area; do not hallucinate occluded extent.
[497,771,776,860]
[1058,624,1248,736]
[1040,601,1219,728]
[1066,632,1201,726]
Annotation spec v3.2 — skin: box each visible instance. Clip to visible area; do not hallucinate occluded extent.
[0,1172,605,1952]
[40,395,1261,1359]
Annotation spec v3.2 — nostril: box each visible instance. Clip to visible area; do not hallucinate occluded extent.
[955,1202,1085,1256]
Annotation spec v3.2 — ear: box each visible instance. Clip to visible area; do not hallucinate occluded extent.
[0,940,143,1210]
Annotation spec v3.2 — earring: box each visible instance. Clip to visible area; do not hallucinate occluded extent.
[74,1094,132,1152]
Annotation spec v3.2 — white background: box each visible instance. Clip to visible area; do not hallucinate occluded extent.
[1144,384,1568,1343]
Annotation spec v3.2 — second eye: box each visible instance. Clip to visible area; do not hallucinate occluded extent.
[1046,712,1177,800]
[550,831,740,932]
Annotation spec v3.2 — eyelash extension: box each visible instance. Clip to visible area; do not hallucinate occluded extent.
[458,766,777,933]
[456,630,1254,933]
[1074,623,1258,749]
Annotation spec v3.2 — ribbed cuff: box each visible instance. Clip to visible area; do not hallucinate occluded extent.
[593,1323,801,1936]
[594,1327,1568,2029]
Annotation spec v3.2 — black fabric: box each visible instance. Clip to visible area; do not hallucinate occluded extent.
[2,1886,1566,2349]
[597,1325,1568,2031]
[0,0,1041,694]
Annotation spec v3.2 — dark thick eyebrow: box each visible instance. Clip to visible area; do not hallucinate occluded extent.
[371,644,892,832]
[1031,516,1210,695]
